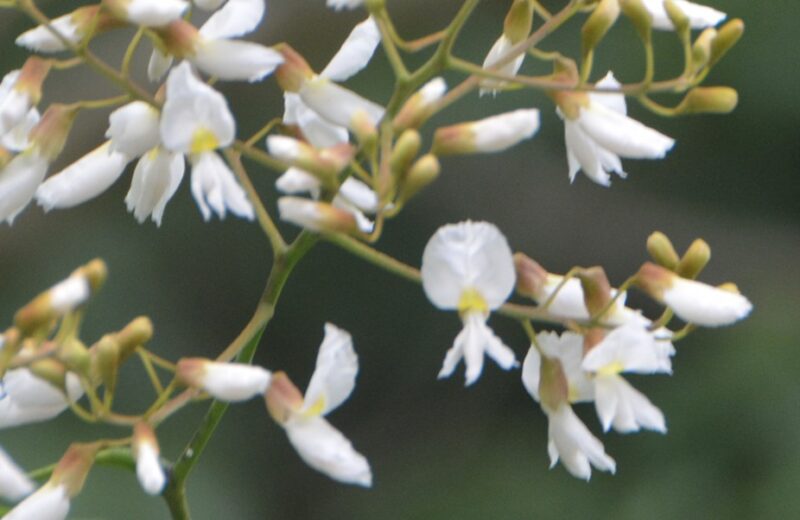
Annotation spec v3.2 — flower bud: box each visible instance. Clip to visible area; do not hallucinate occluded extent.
[0,329,22,375]
[646,231,680,269]
[274,44,314,93]
[264,371,304,424]
[581,0,620,55]
[28,359,68,395]
[676,238,711,279]
[392,78,446,131]
[389,129,421,179]
[396,154,440,205]
[0,58,50,136]
[620,0,652,41]
[94,336,121,395]
[28,104,79,162]
[177,358,272,402]
[709,19,744,67]
[504,0,535,43]
[432,109,540,155]
[133,422,166,495]
[277,197,360,234]
[58,338,91,376]
[549,90,589,120]
[663,0,690,35]
[15,6,121,53]
[675,87,738,115]
[351,110,378,149]
[267,135,353,184]
[155,19,200,58]
[691,28,716,71]
[115,316,154,361]
[575,267,612,317]
[50,443,100,498]
[539,355,568,413]
[514,253,548,299]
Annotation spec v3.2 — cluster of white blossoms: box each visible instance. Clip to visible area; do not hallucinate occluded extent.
[420,221,751,479]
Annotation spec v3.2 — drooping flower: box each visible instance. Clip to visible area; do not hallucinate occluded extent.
[133,423,167,495]
[0,445,35,502]
[635,262,752,327]
[265,324,372,486]
[421,221,518,385]
[557,72,675,186]
[641,0,725,31]
[522,332,616,480]
[160,62,254,220]
[125,147,185,225]
[177,358,272,402]
[582,322,672,433]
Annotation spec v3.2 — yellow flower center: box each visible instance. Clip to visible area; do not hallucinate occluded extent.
[458,288,489,316]
[596,361,624,377]
[191,127,219,154]
[302,396,326,418]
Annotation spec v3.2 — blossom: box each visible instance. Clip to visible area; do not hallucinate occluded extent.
[177,358,272,402]
[480,35,524,96]
[133,423,166,495]
[522,332,616,480]
[641,0,726,31]
[106,101,161,158]
[35,142,130,211]
[0,367,84,429]
[0,445,35,502]
[125,147,185,225]
[559,72,675,186]
[0,71,31,137]
[636,262,752,327]
[582,323,672,433]
[0,151,49,225]
[105,0,189,27]
[15,6,116,53]
[198,0,266,41]
[421,221,518,385]
[432,109,540,155]
[160,62,254,220]
[266,324,372,486]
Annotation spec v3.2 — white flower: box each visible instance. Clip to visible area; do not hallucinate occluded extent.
[546,404,617,480]
[48,272,92,314]
[189,152,254,221]
[480,35,525,96]
[0,368,84,429]
[125,148,185,226]
[281,324,372,487]
[177,358,272,402]
[662,277,752,327]
[193,39,283,83]
[522,334,615,480]
[327,0,364,10]
[1,108,40,153]
[160,62,253,220]
[0,445,35,502]
[561,72,675,186]
[421,221,518,385]
[35,142,130,211]
[582,323,671,433]
[0,151,49,225]
[106,101,161,158]
[115,0,189,27]
[641,0,725,31]
[3,483,70,520]
[16,13,82,53]
[133,423,166,495]
[277,196,364,234]
[433,109,540,155]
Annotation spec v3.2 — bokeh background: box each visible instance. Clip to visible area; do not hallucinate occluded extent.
[1,0,798,518]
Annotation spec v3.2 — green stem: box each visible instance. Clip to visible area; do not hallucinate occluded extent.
[162,232,318,520]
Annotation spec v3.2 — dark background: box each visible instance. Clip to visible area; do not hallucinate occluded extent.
[1,0,798,518]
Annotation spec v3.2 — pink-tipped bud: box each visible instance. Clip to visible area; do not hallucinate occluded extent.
[514,253,548,299]
[133,423,166,495]
[274,44,314,93]
[432,109,540,155]
[50,443,100,498]
[267,135,354,184]
[393,78,446,132]
[155,19,200,59]
[264,371,304,425]
[28,104,79,162]
[177,358,272,402]
[575,266,613,317]
[277,197,361,234]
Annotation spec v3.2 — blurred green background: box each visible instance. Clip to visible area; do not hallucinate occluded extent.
[1,0,798,518]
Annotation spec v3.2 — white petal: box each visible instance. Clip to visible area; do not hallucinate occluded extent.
[321,17,380,82]
[641,0,726,30]
[49,275,90,313]
[0,152,49,225]
[125,0,188,27]
[438,312,517,386]
[160,62,236,153]
[338,178,378,213]
[2,108,40,152]
[193,39,282,83]
[299,78,384,131]
[294,99,349,148]
[594,374,666,433]
[3,483,70,520]
[479,34,525,96]
[471,109,540,153]
[582,322,673,375]
[275,167,321,195]
[535,331,594,402]
[189,151,254,221]
[326,0,365,10]
[589,72,627,115]
[106,101,161,158]
[0,369,83,429]
[421,221,516,309]
[36,143,130,211]
[199,0,265,40]
[521,344,542,401]
[126,148,185,226]
[302,323,358,416]
[284,415,372,487]
[201,362,272,402]
[578,103,675,159]
[0,89,32,137]
[564,120,611,186]
[147,48,174,82]
[16,15,80,53]
[0,445,35,502]
[135,443,166,495]
[663,278,753,327]
[547,404,616,480]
